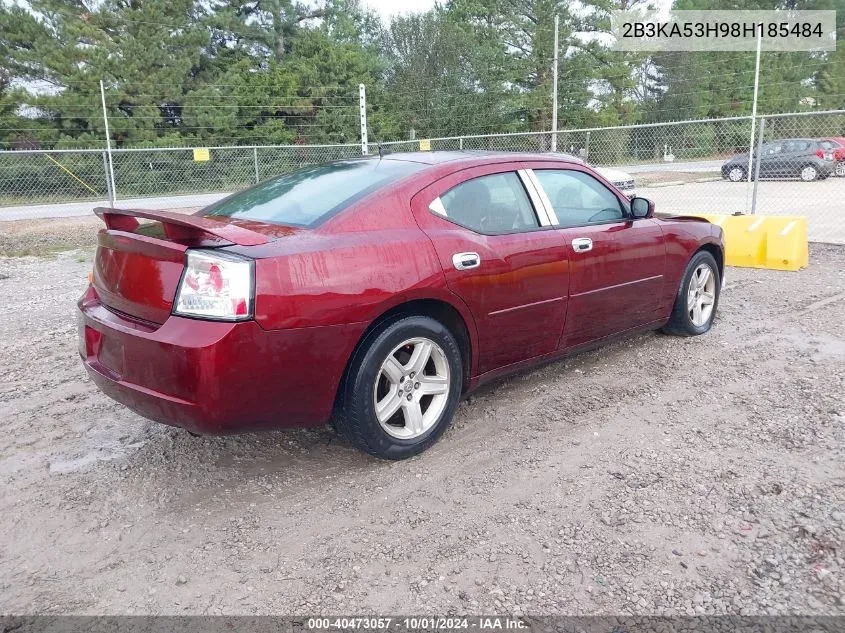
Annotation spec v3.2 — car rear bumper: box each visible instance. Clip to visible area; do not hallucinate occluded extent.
[818,161,835,176]
[77,285,365,434]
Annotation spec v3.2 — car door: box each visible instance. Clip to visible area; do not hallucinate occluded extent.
[787,140,813,177]
[410,165,570,376]
[760,142,785,177]
[525,164,666,350]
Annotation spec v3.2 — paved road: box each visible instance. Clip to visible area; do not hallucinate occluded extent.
[646,178,845,244]
[620,159,723,174]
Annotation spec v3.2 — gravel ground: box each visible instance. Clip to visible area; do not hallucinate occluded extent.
[0,216,103,256]
[1,241,844,616]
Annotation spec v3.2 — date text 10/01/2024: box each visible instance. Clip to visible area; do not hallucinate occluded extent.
[306,618,529,630]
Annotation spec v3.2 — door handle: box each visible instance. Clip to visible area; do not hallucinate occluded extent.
[452,252,480,270]
[571,238,593,253]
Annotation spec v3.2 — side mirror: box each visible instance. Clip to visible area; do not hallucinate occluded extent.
[630,196,654,219]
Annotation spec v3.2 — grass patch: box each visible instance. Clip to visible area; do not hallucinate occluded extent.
[1,244,82,258]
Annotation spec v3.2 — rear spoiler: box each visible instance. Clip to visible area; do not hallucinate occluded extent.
[94,207,270,247]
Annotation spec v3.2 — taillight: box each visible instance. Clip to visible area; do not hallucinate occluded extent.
[816,149,824,159]
[173,250,253,321]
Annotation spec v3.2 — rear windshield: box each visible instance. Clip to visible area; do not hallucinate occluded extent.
[200,159,424,227]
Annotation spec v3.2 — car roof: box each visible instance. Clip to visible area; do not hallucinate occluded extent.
[377,150,584,168]
[766,138,821,144]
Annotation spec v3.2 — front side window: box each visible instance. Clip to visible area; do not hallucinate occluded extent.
[784,140,810,153]
[434,172,540,234]
[534,169,624,227]
[201,159,424,228]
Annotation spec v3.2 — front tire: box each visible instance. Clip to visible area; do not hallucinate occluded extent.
[835,162,845,177]
[335,315,463,460]
[662,251,720,337]
[726,166,746,182]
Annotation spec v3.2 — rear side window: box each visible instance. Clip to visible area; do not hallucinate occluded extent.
[433,172,539,234]
[534,169,624,227]
[201,159,424,227]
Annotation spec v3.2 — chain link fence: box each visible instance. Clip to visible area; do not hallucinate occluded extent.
[1,111,843,243]
[0,144,361,212]
[383,110,845,243]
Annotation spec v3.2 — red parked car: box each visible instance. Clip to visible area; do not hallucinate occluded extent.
[77,152,724,459]
[820,137,845,176]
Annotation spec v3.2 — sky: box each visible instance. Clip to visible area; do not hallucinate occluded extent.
[362,0,436,23]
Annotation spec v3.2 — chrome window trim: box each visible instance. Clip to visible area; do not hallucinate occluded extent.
[529,167,635,226]
[517,169,553,227]
[522,169,559,226]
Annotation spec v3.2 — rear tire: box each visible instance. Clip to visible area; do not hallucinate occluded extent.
[800,164,819,182]
[334,315,463,460]
[662,251,720,337]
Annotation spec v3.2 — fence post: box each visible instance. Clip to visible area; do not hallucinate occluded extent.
[584,131,590,161]
[253,147,260,183]
[101,151,114,203]
[750,117,766,215]
[359,84,368,156]
[99,80,116,205]
[459,137,463,150]
[745,31,762,213]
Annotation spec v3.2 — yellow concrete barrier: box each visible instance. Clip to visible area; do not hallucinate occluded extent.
[691,214,808,272]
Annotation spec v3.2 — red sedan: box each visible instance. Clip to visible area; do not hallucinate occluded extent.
[77,152,724,459]
[821,137,845,176]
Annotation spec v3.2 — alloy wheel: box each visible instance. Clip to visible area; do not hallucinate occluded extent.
[687,264,716,327]
[373,337,451,440]
[800,165,818,182]
[728,167,745,182]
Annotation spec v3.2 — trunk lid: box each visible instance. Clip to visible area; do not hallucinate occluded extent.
[91,207,281,324]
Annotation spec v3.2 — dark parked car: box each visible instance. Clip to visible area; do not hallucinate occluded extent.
[78,152,724,459]
[722,138,835,182]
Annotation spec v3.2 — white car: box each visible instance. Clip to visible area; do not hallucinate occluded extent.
[550,152,637,198]
[594,166,637,198]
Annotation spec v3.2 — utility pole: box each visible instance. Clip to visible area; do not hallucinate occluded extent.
[750,117,766,215]
[550,14,559,152]
[745,31,762,213]
[100,80,116,204]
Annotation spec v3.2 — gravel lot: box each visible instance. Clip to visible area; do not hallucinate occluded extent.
[1,240,844,616]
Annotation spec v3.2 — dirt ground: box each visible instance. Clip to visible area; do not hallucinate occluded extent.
[1,240,844,616]
[0,211,201,258]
